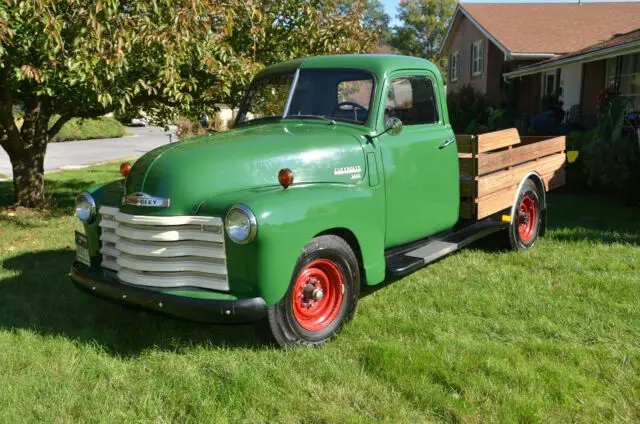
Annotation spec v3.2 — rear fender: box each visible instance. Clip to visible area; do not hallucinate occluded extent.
[510,172,547,236]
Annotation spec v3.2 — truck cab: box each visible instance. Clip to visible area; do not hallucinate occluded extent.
[71,55,562,346]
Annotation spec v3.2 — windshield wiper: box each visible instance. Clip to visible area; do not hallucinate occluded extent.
[288,114,336,125]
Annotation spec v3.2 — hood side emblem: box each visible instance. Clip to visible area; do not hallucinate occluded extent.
[333,166,362,176]
[122,192,171,208]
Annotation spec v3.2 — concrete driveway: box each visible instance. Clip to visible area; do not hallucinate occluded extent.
[0,126,172,180]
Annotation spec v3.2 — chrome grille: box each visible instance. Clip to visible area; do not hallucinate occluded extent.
[98,206,228,291]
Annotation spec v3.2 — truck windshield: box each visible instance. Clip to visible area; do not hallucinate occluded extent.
[236,69,374,126]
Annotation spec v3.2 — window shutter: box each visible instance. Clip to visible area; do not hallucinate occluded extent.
[480,39,485,74]
[470,43,474,75]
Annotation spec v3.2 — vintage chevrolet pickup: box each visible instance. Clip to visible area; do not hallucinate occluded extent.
[71,55,566,346]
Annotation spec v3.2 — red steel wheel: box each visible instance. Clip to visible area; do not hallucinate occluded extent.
[291,259,344,331]
[518,195,537,243]
[263,235,360,347]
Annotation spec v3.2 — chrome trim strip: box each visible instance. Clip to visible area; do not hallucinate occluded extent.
[118,269,229,291]
[99,206,223,227]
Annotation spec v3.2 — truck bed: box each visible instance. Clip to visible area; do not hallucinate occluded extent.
[456,128,566,220]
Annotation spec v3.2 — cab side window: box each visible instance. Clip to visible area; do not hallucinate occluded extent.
[385,76,439,125]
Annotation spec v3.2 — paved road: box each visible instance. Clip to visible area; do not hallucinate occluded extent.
[0,126,172,180]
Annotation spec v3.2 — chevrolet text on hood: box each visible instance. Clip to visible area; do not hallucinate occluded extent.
[70,54,566,347]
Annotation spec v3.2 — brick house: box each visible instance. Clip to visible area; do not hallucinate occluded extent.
[440,2,640,122]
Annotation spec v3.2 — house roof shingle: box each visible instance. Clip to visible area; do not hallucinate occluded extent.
[505,27,640,77]
[460,2,640,55]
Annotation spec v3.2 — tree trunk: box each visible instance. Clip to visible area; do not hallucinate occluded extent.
[10,141,47,208]
[2,103,52,209]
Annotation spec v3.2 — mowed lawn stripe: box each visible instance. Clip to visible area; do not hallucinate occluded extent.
[0,164,638,423]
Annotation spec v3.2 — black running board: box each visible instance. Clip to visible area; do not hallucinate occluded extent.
[385,219,507,278]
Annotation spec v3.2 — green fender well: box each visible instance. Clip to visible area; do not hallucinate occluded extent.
[198,183,386,306]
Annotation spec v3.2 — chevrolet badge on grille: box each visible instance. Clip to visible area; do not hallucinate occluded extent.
[122,192,170,207]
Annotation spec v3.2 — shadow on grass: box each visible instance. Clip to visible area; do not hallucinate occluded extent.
[0,178,91,212]
[546,192,640,245]
[0,249,265,355]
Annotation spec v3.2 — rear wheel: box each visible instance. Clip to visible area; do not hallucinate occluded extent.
[508,179,542,250]
[263,235,360,347]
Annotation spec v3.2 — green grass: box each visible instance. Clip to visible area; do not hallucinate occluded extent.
[0,165,639,423]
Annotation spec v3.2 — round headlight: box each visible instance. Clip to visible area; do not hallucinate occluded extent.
[225,204,257,244]
[75,192,96,224]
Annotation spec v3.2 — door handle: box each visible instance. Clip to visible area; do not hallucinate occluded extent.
[439,136,456,149]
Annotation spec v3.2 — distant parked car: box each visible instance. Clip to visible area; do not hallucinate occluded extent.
[130,117,149,127]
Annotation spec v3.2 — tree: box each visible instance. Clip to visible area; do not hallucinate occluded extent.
[338,0,391,43]
[0,1,376,208]
[389,0,456,76]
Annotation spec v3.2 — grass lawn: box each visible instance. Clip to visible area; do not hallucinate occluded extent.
[0,165,639,423]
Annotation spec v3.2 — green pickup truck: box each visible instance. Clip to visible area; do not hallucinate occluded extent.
[71,55,566,346]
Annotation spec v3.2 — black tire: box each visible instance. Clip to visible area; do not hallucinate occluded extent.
[262,235,360,347]
[508,179,542,250]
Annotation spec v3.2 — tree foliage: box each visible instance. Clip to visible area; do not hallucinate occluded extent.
[389,0,456,76]
[0,0,377,207]
[338,0,391,43]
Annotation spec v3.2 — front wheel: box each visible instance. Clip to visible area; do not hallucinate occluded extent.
[263,235,360,347]
[508,179,542,250]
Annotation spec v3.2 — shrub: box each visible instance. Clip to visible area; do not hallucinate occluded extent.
[50,116,126,142]
[176,117,207,140]
[581,98,640,204]
[446,85,489,134]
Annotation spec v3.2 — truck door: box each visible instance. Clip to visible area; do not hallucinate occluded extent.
[378,72,460,247]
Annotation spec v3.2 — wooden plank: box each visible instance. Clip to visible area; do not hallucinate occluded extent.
[476,152,566,197]
[475,186,517,220]
[460,179,475,197]
[520,136,554,145]
[459,199,475,220]
[476,128,521,154]
[456,135,475,154]
[458,156,476,176]
[476,136,566,175]
[542,169,567,191]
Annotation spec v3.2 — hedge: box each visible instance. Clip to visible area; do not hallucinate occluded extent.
[11,111,126,142]
[50,116,125,142]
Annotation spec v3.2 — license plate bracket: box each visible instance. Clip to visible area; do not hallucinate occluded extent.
[75,231,91,266]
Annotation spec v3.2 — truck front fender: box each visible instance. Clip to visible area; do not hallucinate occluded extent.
[199,183,386,306]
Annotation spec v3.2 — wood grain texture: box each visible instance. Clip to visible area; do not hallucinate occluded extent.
[476,128,521,153]
[476,186,517,219]
[458,156,476,176]
[477,136,566,175]
[476,153,566,197]
[542,169,567,191]
[456,135,476,154]
[460,199,474,220]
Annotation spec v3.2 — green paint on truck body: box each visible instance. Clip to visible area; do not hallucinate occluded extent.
[78,54,459,308]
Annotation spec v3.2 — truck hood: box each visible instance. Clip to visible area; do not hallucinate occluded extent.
[121,122,367,215]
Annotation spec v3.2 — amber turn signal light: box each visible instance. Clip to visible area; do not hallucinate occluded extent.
[278,168,293,189]
[120,162,132,178]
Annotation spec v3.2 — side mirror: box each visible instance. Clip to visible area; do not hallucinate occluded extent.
[364,117,404,143]
[384,117,403,136]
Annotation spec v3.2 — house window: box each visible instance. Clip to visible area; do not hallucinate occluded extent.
[449,51,460,82]
[385,76,439,126]
[606,53,640,110]
[543,69,561,97]
[471,40,484,76]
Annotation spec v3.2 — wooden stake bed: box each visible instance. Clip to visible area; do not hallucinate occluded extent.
[457,128,566,220]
